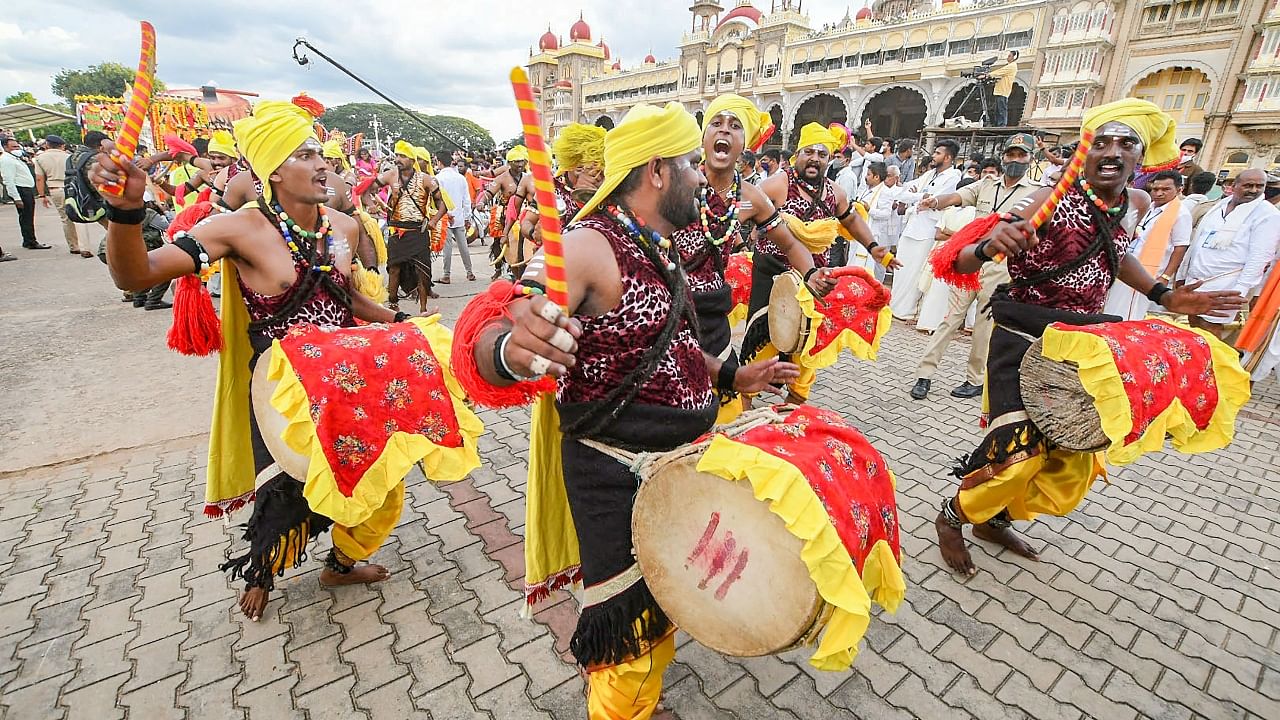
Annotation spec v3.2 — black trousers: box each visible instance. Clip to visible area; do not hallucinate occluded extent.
[992,95,1009,127]
[14,186,37,245]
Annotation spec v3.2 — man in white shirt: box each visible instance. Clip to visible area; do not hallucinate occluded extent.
[434,153,475,283]
[1,137,51,251]
[1183,169,1280,339]
[849,161,900,280]
[1103,170,1194,320]
[888,139,962,319]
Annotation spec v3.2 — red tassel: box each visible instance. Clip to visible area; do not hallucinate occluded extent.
[928,213,1003,293]
[451,280,557,408]
[165,202,222,356]
[505,193,522,224]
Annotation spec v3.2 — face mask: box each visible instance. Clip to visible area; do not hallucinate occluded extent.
[9,148,23,157]
[1003,161,1029,179]
[1181,152,1196,164]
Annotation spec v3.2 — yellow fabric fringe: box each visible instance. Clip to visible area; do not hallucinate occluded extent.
[791,280,892,370]
[350,260,388,303]
[204,260,258,513]
[266,316,484,528]
[1040,321,1252,465]
[728,302,749,329]
[697,435,904,671]
[781,213,852,255]
[356,208,388,267]
[522,394,582,612]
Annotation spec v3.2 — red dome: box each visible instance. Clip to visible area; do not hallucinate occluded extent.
[539,29,558,51]
[644,54,656,64]
[569,13,591,42]
[555,79,573,89]
[612,60,622,70]
[715,4,764,30]
[598,38,610,59]
[855,7,872,20]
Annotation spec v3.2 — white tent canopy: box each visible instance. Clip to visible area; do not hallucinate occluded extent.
[0,103,76,136]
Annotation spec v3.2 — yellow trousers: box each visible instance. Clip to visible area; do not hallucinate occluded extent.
[332,481,405,562]
[957,449,1104,525]
[587,633,676,720]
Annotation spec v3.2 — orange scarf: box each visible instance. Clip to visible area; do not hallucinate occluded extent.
[1136,197,1182,274]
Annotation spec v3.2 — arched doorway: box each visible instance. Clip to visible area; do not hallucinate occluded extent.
[788,93,848,147]
[943,83,1028,127]
[594,116,615,130]
[861,87,926,140]
[1132,67,1212,132]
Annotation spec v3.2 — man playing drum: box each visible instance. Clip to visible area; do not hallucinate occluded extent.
[928,99,1245,575]
[452,103,788,719]
[94,100,418,619]
[670,94,837,422]
[744,122,899,403]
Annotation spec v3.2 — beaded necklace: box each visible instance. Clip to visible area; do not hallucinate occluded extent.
[698,170,741,248]
[272,202,335,273]
[605,203,678,272]
[1079,179,1125,216]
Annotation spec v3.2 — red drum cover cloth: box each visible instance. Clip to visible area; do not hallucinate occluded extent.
[726,253,753,310]
[808,269,889,360]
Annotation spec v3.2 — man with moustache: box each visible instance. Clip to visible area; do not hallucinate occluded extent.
[889,139,962,320]
[371,140,446,311]
[476,146,531,278]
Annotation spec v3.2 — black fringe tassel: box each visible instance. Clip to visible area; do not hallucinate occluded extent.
[569,580,671,669]
[219,473,333,591]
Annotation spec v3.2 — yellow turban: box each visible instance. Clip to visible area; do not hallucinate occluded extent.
[574,102,702,222]
[506,145,529,163]
[703,94,773,151]
[553,123,606,175]
[322,139,350,171]
[412,145,436,175]
[207,129,237,158]
[232,100,318,202]
[796,122,839,153]
[1081,99,1180,172]
[394,139,415,158]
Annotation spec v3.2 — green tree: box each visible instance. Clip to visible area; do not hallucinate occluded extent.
[51,62,166,105]
[4,91,39,105]
[319,102,495,156]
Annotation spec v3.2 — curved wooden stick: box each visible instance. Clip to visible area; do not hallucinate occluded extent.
[509,67,567,311]
[101,21,157,197]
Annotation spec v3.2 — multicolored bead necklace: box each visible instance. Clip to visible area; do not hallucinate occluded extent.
[606,203,678,272]
[698,170,741,247]
[1079,179,1125,216]
[272,202,335,273]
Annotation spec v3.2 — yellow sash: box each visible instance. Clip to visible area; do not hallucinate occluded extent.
[1136,197,1182,274]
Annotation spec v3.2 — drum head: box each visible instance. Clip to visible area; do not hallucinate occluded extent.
[1019,338,1110,452]
[633,456,822,656]
[250,347,310,482]
[768,271,806,354]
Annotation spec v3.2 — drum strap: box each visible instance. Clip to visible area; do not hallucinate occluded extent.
[254,462,283,491]
[583,564,643,608]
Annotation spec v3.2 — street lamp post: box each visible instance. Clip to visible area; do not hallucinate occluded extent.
[368,115,384,159]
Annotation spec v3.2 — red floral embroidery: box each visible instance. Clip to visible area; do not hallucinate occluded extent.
[729,405,900,573]
[807,269,889,359]
[726,253,753,310]
[278,322,464,496]
[1056,319,1219,444]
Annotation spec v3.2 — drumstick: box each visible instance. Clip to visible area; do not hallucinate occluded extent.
[994,128,1094,263]
[509,67,567,311]
[100,21,157,198]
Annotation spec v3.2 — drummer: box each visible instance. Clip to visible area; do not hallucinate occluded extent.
[93,99,414,620]
[453,102,787,719]
[928,99,1244,575]
[670,94,837,422]
[515,123,606,273]
[745,122,900,403]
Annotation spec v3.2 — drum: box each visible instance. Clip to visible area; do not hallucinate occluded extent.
[768,270,810,354]
[632,405,901,660]
[251,346,310,483]
[503,223,540,270]
[1019,337,1109,452]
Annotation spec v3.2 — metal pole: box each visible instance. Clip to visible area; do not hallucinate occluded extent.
[292,37,467,151]
[368,115,383,159]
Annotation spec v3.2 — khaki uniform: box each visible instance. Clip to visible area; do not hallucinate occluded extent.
[33,148,82,252]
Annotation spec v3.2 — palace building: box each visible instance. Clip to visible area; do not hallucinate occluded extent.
[527,0,1280,172]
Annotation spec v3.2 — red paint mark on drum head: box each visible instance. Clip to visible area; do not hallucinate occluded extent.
[685,512,749,601]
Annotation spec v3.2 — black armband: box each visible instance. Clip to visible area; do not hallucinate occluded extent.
[393,311,410,323]
[973,239,993,263]
[105,205,146,225]
[759,209,784,232]
[803,266,820,283]
[1146,282,1172,305]
[866,240,879,250]
[836,204,854,220]
[716,356,740,393]
[493,332,518,382]
[171,231,211,276]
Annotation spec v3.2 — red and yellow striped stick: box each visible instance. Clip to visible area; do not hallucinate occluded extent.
[509,67,568,311]
[995,127,1094,262]
[101,21,157,197]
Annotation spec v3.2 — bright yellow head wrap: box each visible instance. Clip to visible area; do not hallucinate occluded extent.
[703,94,773,151]
[796,122,839,153]
[553,123,606,175]
[574,102,702,221]
[412,145,436,175]
[321,139,350,171]
[394,139,415,158]
[506,145,530,163]
[207,129,237,158]
[1081,98,1180,172]
[232,100,319,202]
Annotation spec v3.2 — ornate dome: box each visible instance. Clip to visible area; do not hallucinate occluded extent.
[643,53,657,64]
[538,28,558,51]
[612,60,622,70]
[715,3,764,30]
[598,38,610,59]
[856,7,872,20]
[569,12,591,42]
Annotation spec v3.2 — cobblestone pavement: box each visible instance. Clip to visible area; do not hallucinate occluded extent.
[1,320,1278,719]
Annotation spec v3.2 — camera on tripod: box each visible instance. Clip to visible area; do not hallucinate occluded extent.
[960,56,1001,80]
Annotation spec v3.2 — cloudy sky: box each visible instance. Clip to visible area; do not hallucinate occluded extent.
[1,0,937,141]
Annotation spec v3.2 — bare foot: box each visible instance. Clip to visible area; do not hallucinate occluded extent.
[319,563,391,587]
[935,514,976,576]
[239,586,269,621]
[972,523,1040,561]
[785,390,807,405]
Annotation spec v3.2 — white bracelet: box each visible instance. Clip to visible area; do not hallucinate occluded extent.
[497,332,538,382]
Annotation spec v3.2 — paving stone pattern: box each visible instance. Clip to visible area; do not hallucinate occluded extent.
[1,323,1277,719]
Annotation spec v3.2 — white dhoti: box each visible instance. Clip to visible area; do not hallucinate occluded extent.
[889,233,932,320]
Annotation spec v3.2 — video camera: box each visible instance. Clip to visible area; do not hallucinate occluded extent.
[960,56,1001,80]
